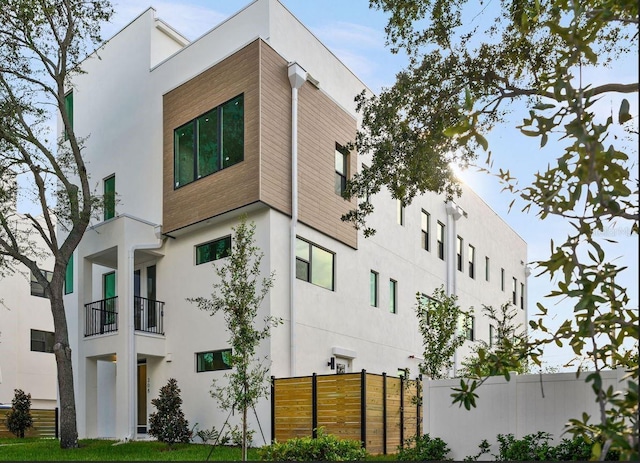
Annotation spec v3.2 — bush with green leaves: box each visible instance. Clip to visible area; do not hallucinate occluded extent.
[259,428,367,461]
[396,433,451,461]
[148,378,191,446]
[6,389,33,438]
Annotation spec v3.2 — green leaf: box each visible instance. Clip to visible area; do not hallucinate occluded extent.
[619,99,632,124]
[475,133,488,151]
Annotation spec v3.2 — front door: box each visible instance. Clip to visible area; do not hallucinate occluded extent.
[102,272,116,329]
[137,362,147,433]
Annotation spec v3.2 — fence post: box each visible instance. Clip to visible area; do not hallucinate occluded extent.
[400,373,405,448]
[270,376,275,443]
[312,373,318,438]
[382,372,387,455]
[360,369,367,450]
[55,407,59,439]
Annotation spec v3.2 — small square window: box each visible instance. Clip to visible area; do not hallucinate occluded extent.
[196,236,232,265]
[196,349,232,372]
[31,270,53,298]
[31,329,55,353]
[296,237,335,291]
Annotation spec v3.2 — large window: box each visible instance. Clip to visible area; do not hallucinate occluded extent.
[31,329,55,353]
[421,210,430,251]
[335,145,348,196]
[437,222,445,260]
[370,270,379,307]
[31,270,53,298]
[468,245,475,279]
[63,91,73,140]
[456,236,463,271]
[196,349,232,372]
[296,238,334,291]
[174,94,244,189]
[64,254,74,295]
[196,236,232,265]
[104,175,115,220]
[389,279,397,314]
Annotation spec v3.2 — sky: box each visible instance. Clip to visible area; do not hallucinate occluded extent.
[101,0,639,368]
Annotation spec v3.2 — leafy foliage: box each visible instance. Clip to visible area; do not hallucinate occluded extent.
[148,378,191,447]
[458,303,529,378]
[259,428,368,461]
[415,286,470,379]
[188,218,281,460]
[351,0,638,458]
[0,0,114,449]
[396,433,451,461]
[6,389,33,438]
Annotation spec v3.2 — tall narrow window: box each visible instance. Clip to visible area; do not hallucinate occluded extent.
[520,282,525,309]
[466,315,475,341]
[389,279,397,314]
[512,277,517,304]
[421,210,430,251]
[296,238,335,291]
[501,268,505,291]
[456,236,463,271]
[370,270,379,307]
[485,256,490,281]
[63,91,73,140]
[64,254,74,295]
[468,245,475,279]
[396,200,405,226]
[437,222,445,260]
[174,94,244,188]
[335,145,348,196]
[104,175,115,220]
[489,324,495,347]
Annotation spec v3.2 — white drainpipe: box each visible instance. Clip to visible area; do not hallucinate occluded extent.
[126,225,164,440]
[445,201,463,376]
[287,62,306,377]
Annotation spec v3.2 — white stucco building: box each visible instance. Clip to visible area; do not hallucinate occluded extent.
[60,0,528,442]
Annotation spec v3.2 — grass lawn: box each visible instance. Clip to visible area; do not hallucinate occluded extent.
[0,438,397,461]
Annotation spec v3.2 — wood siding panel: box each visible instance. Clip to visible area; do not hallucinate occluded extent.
[163,41,261,233]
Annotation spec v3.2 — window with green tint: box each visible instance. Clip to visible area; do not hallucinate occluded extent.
[64,91,73,140]
[370,270,378,307]
[295,238,334,291]
[196,349,232,372]
[174,94,244,188]
[64,254,74,294]
[389,279,397,313]
[196,236,231,265]
[335,145,348,196]
[104,175,115,220]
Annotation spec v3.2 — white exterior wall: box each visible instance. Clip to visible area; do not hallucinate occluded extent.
[0,217,57,409]
[61,0,528,441]
[423,370,625,460]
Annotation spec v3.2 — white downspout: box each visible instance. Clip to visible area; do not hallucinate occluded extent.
[287,62,306,377]
[126,225,164,440]
[445,201,463,376]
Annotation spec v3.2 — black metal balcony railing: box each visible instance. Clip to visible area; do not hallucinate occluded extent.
[84,296,165,337]
[84,297,118,337]
[134,296,164,335]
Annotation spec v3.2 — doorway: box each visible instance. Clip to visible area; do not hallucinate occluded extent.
[137,361,147,434]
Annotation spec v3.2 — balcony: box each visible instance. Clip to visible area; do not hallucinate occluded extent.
[84,296,165,337]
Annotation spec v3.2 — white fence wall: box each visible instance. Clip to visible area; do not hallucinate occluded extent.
[423,370,626,460]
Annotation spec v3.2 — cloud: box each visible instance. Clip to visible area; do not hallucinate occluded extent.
[312,21,384,50]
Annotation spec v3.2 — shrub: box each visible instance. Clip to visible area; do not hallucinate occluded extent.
[6,389,33,438]
[396,433,451,461]
[259,428,367,461]
[148,378,191,446]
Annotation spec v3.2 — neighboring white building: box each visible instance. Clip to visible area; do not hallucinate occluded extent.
[60,0,528,442]
[0,214,57,409]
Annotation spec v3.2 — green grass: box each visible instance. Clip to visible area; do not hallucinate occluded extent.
[0,438,396,461]
[0,438,260,461]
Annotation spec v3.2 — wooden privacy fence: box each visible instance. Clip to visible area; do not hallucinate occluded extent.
[0,408,58,438]
[271,370,422,455]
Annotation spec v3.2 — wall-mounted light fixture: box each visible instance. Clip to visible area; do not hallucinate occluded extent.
[327,357,335,370]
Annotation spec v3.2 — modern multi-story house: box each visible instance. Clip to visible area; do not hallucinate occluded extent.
[60,0,528,442]
[0,209,57,409]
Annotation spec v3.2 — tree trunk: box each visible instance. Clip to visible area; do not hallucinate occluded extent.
[50,293,79,449]
[242,404,248,461]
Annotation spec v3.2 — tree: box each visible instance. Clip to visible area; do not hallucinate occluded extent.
[188,218,280,461]
[346,0,638,459]
[6,389,33,438]
[0,0,113,448]
[458,302,529,378]
[148,378,191,447]
[415,287,470,380]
